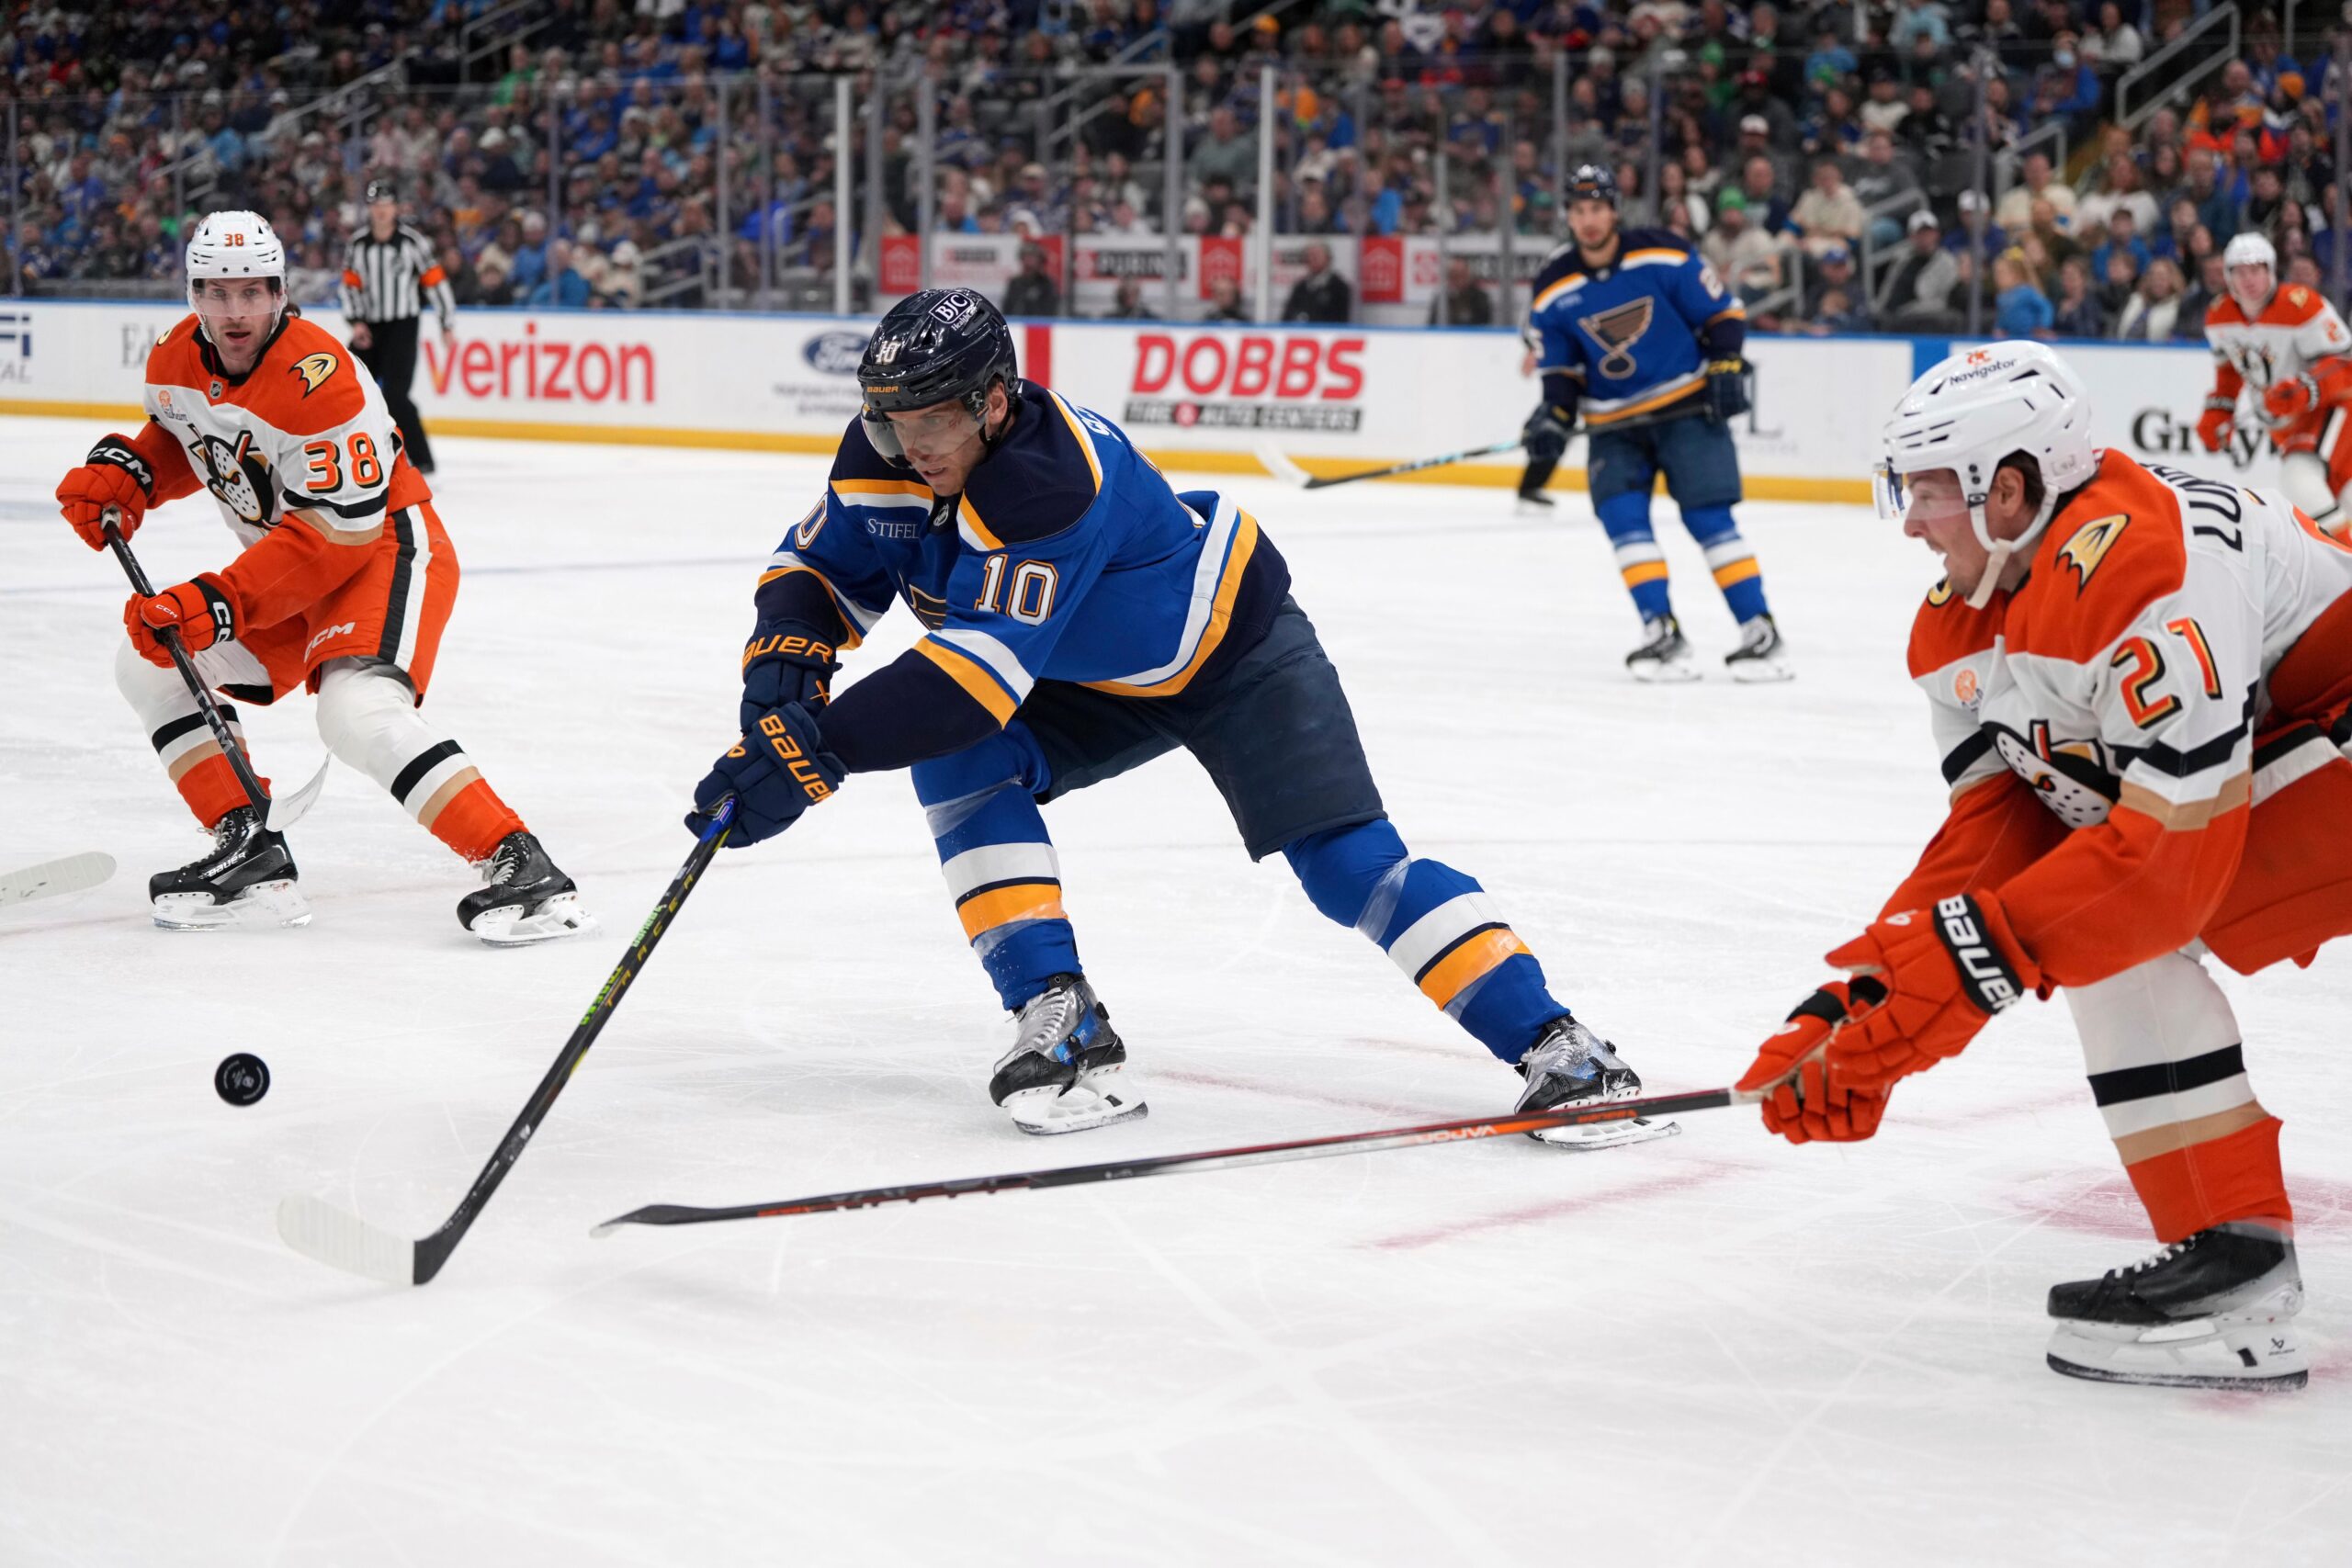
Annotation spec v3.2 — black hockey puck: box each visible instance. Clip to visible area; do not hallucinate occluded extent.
[215,1053,270,1106]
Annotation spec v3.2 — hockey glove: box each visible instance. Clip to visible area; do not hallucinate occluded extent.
[1736,978,1894,1145]
[1521,403,1573,465]
[1703,357,1751,423]
[2263,375,2320,426]
[2196,399,2235,454]
[738,618,839,737]
[1822,892,2040,1092]
[124,575,241,667]
[687,701,844,846]
[58,434,159,550]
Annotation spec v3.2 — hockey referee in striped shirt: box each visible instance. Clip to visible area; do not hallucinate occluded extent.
[341,178,454,475]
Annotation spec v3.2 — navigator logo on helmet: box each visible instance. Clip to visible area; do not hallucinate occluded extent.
[855,288,1019,468]
[1874,341,2098,610]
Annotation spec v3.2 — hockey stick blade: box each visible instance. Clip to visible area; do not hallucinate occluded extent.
[1252,439,1315,489]
[265,756,332,833]
[277,797,737,1285]
[591,1083,1751,1235]
[0,852,116,909]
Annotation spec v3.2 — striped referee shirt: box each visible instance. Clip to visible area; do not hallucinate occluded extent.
[340,223,457,328]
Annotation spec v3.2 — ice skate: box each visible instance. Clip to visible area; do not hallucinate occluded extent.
[1624,615,1700,682]
[2045,1221,2306,1391]
[150,806,310,931]
[1515,487,1557,516]
[1724,613,1793,682]
[458,830,594,946]
[1515,1016,1678,1149]
[989,973,1147,1135]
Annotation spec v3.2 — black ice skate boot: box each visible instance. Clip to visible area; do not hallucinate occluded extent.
[1723,613,1793,682]
[1514,1016,1679,1149]
[1625,614,1699,682]
[2045,1221,2307,1391]
[150,806,310,931]
[989,973,1147,1135]
[1514,486,1557,513]
[458,830,594,946]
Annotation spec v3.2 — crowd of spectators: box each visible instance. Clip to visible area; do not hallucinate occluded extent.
[2,0,2345,336]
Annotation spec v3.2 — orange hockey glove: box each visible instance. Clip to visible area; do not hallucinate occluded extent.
[1821,892,2040,1092]
[2195,399,2234,454]
[1736,977,1896,1145]
[57,434,159,549]
[2263,375,2319,424]
[124,575,241,667]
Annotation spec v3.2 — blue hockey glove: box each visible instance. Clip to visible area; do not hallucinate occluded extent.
[687,702,845,845]
[1703,357,1750,423]
[1521,402,1574,464]
[738,617,839,736]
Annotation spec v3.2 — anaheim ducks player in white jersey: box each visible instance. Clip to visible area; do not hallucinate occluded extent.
[2197,231,2352,533]
[52,211,592,943]
[1735,341,2352,1391]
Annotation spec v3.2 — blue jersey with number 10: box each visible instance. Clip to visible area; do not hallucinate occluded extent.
[753,381,1291,773]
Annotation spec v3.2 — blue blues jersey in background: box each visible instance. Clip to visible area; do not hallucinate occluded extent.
[1522,228,1745,428]
[753,380,1291,772]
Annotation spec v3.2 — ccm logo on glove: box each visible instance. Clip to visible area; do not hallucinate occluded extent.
[1933,894,2023,1012]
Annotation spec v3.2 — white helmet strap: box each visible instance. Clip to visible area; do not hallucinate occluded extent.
[1961,486,2060,611]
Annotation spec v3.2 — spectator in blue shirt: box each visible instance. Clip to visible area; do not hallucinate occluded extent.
[2089,209,2153,284]
[1994,251,2054,337]
[526,239,591,307]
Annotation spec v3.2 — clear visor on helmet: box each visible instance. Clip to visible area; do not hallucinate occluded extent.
[864,394,986,467]
[1871,458,1911,522]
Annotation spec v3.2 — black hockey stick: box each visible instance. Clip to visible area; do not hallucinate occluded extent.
[1253,401,1710,493]
[277,796,738,1284]
[590,1081,1754,1235]
[102,514,329,832]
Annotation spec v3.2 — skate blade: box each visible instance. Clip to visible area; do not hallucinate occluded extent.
[1008,1081,1149,1136]
[153,881,311,931]
[471,893,597,947]
[1727,660,1794,683]
[1628,662,1702,684]
[2046,1317,2309,1391]
[1529,1114,1680,1150]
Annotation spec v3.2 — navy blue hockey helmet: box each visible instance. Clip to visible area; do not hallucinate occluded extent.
[858,288,1019,465]
[1566,164,1620,210]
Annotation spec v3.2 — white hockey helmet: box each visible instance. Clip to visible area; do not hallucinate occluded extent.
[185,209,286,293]
[2222,231,2278,273]
[1875,341,2098,608]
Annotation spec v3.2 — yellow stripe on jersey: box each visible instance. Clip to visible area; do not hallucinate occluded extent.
[958,494,1005,551]
[1046,392,1105,492]
[1532,274,1589,312]
[1622,561,1671,588]
[1585,380,1705,426]
[1622,247,1688,265]
[831,477,934,502]
[754,563,867,649]
[916,637,1019,724]
[1081,509,1261,698]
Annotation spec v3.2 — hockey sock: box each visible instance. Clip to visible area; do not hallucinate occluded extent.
[1520,454,1560,494]
[1685,508,1770,623]
[116,641,272,829]
[1284,820,1567,1063]
[314,662,524,863]
[2068,951,2292,1244]
[1595,493,1673,621]
[914,726,1080,1010]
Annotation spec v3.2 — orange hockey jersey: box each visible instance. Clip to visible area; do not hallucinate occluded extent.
[2203,283,2352,444]
[1890,452,2352,983]
[132,310,432,630]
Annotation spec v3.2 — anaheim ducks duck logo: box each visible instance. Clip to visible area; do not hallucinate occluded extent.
[2056,513,2130,589]
[290,351,339,396]
[1577,297,1655,378]
[197,431,277,525]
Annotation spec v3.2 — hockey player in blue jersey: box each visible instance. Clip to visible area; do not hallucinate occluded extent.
[1520,165,1792,682]
[684,288,1676,1145]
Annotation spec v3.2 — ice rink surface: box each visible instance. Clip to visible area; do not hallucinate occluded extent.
[4,413,2349,1567]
